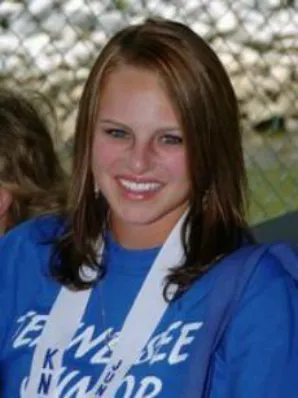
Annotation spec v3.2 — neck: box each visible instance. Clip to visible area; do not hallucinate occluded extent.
[110,207,188,249]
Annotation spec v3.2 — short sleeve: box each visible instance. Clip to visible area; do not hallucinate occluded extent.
[0,232,24,358]
[210,247,298,398]
[0,217,56,359]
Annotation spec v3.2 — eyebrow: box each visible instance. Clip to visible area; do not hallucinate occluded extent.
[98,118,181,133]
[98,118,131,130]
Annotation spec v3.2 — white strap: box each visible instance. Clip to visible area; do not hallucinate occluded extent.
[89,214,185,397]
[25,213,186,397]
[24,288,91,397]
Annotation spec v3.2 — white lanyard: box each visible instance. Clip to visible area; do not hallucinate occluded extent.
[25,213,186,397]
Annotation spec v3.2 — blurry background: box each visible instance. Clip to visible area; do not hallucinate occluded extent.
[0,0,297,225]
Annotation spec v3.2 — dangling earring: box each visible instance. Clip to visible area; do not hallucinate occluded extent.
[94,183,100,199]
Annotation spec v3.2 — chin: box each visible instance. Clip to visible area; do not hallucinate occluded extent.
[114,203,186,228]
[118,211,162,226]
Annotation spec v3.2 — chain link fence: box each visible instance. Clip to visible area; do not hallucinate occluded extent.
[0,0,297,224]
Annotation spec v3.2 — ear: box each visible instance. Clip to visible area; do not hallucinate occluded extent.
[0,187,13,219]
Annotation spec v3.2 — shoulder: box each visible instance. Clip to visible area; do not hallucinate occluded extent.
[181,242,298,308]
[218,242,298,330]
[0,215,65,279]
[0,214,65,251]
[209,244,298,398]
[220,242,298,344]
[0,216,64,354]
[216,241,298,285]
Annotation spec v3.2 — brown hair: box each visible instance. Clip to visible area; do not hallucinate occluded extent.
[0,88,67,230]
[53,18,252,295]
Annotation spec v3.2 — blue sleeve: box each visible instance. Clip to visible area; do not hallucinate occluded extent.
[210,246,298,398]
[0,231,24,358]
[0,217,57,359]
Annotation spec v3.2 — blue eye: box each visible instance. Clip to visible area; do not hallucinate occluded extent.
[160,134,183,145]
[105,128,128,139]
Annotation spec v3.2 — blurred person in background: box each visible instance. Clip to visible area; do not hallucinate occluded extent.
[0,88,66,234]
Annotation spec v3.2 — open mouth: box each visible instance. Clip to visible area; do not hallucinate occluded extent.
[117,178,163,198]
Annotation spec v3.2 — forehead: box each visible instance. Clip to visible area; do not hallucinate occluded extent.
[98,65,179,126]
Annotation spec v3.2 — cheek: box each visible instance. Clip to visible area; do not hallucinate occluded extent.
[92,136,121,172]
[163,152,189,181]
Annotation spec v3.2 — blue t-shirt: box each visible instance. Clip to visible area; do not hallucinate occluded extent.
[0,216,298,397]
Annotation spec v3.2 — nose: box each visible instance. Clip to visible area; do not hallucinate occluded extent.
[127,140,154,174]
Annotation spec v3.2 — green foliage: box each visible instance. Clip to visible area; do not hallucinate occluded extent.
[114,0,128,11]
[248,165,298,224]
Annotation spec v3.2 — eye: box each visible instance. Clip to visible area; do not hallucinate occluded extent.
[159,134,183,145]
[104,128,128,139]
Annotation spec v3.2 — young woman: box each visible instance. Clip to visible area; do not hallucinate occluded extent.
[0,88,66,234]
[0,19,297,398]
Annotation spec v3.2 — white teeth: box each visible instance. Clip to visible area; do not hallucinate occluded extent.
[119,179,161,192]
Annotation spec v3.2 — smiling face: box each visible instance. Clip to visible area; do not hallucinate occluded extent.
[92,65,191,247]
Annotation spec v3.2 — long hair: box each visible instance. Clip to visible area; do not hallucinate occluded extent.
[0,88,67,230]
[52,18,251,294]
